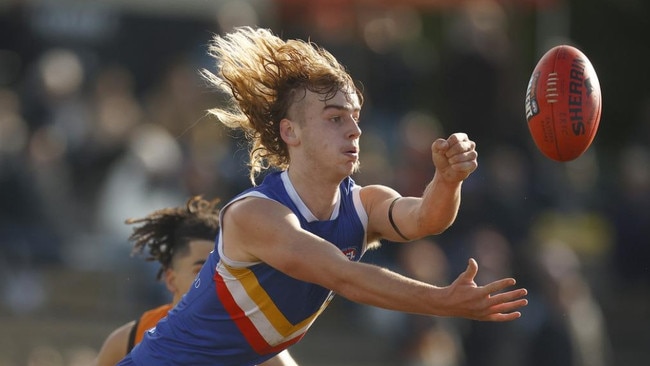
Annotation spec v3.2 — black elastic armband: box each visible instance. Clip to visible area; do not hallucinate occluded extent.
[388,197,410,241]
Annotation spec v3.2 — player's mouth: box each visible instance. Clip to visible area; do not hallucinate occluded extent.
[343,147,359,159]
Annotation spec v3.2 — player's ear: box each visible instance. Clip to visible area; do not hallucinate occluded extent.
[280,118,299,146]
[163,268,177,293]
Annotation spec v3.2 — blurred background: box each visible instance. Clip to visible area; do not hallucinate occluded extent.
[1,0,649,365]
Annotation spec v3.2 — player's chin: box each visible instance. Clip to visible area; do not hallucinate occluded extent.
[338,155,359,171]
[348,160,361,175]
[331,160,358,179]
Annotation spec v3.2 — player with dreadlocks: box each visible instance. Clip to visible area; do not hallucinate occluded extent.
[94,196,219,365]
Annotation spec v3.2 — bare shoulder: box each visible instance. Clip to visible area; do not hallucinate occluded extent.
[358,184,400,214]
[359,184,399,199]
[223,196,292,224]
[221,196,300,262]
[94,320,135,366]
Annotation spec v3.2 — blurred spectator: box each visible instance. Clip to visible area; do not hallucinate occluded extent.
[452,143,536,249]
[524,239,613,366]
[441,0,523,152]
[74,64,143,219]
[91,122,189,309]
[95,122,187,254]
[142,57,246,199]
[0,87,63,265]
[393,111,445,197]
[607,144,650,284]
[458,225,528,366]
[396,239,465,366]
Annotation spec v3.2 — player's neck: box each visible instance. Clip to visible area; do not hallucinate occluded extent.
[286,168,341,220]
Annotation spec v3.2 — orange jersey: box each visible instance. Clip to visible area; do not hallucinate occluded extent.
[127,303,174,352]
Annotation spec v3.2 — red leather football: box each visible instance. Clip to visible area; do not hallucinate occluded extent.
[525,45,602,161]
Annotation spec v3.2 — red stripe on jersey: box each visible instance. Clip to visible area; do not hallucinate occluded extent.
[214,269,304,354]
[214,270,270,353]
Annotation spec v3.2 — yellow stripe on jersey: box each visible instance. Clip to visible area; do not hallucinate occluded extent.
[220,262,332,346]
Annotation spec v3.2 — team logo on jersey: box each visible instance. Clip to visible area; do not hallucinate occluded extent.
[342,248,358,261]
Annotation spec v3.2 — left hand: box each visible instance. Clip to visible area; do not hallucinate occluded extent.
[431,132,478,183]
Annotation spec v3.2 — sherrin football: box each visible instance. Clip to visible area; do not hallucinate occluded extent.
[525,45,602,161]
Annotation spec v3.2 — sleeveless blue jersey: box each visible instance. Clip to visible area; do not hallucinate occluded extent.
[120,171,369,366]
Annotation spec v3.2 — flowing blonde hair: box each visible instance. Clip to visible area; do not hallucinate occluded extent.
[201,27,362,185]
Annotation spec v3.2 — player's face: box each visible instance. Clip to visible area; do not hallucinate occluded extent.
[169,239,214,299]
[295,89,362,179]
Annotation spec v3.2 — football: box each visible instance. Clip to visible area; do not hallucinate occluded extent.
[524,45,602,161]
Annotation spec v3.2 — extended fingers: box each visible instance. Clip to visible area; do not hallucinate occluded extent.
[483,278,518,294]
[483,311,523,322]
[480,297,528,321]
[488,292,528,312]
[470,279,528,321]
[477,287,528,321]
[488,288,528,305]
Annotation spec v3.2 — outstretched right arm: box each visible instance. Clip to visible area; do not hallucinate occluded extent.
[221,198,527,321]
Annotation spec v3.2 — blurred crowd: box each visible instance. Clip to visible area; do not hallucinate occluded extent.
[1,0,649,365]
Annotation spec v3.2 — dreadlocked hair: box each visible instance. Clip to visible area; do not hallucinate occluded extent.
[201,26,363,185]
[126,196,220,280]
